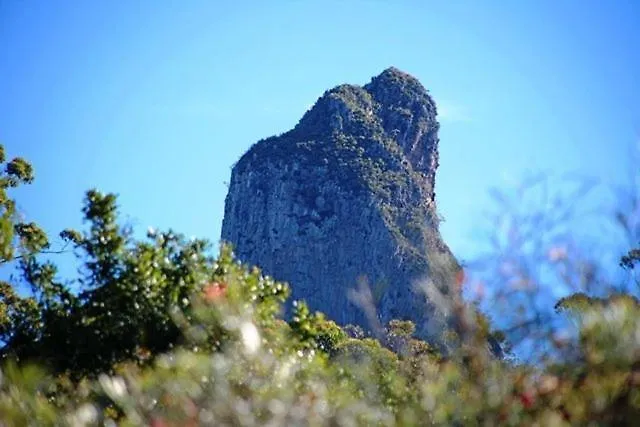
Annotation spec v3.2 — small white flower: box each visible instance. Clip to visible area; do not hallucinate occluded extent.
[73,404,98,425]
[276,358,294,382]
[240,322,261,355]
[99,374,127,400]
[147,226,156,236]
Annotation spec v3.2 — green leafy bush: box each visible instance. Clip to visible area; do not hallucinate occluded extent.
[0,144,639,425]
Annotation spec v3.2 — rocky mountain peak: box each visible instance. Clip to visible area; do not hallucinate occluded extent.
[365,67,433,108]
[222,68,459,350]
[292,84,375,139]
[291,68,440,186]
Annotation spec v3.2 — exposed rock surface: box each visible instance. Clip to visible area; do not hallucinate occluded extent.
[221,68,461,348]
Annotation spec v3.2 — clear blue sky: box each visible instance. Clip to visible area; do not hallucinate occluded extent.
[1,1,638,270]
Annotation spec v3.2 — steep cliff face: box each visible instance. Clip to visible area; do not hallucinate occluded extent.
[221,68,460,347]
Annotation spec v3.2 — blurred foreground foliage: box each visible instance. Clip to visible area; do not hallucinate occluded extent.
[0,144,639,426]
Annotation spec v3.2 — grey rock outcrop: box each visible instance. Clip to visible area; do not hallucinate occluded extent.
[221,68,461,348]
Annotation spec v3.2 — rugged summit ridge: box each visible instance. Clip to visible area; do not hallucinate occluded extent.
[222,68,460,347]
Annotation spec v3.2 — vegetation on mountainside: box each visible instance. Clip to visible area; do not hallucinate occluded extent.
[0,144,639,425]
[233,71,445,278]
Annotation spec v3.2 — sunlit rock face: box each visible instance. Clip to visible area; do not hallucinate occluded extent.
[221,68,460,349]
